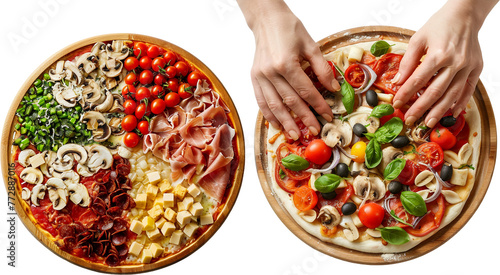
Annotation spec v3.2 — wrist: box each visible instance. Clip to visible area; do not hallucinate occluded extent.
[237,0,292,31]
[445,0,498,31]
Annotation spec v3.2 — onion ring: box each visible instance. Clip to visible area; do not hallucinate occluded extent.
[306,146,340,174]
[354,64,378,94]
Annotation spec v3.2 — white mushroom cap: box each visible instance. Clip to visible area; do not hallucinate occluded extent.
[30,183,46,206]
[321,119,353,148]
[20,167,44,185]
[87,144,113,170]
[18,149,36,167]
[318,205,341,229]
[46,178,68,210]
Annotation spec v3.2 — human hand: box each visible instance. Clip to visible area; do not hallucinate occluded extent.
[238,0,340,140]
[392,0,497,128]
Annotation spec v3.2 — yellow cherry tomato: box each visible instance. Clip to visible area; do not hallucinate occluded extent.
[351,141,367,163]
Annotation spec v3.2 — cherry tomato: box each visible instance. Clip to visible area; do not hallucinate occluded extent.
[164,92,181,107]
[398,160,419,185]
[151,57,166,72]
[163,51,177,66]
[123,100,137,115]
[151,98,167,115]
[154,74,166,85]
[380,109,405,125]
[430,126,457,150]
[121,115,138,132]
[124,57,139,71]
[121,85,136,100]
[135,103,149,119]
[147,45,160,59]
[124,72,137,85]
[293,185,318,212]
[137,120,150,135]
[139,70,154,85]
[187,71,203,87]
[133,42,148,58]
[358,202,385,229]
[135,87,151,101]
[139,56,152,70]
[417,142,444,168]
[178,83,193,99]
[304,139,332,165]
[351,141,367,163]
[151,85,164,98]
[166,78,179,92]
[123,132,140,148]
[174,61,190,77]
[165,66,177,78]
[344,64,365,88]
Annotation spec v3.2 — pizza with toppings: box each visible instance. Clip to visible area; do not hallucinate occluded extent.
[6,37,241,269]
[265,40,481,254]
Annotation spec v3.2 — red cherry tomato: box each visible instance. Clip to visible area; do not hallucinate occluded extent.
[151,57,166,72]
[151,98,167,115]
[344,64,365,88]
[417,142,444,168]
[123,132,140,148]
[154,74,166,85]
[430,126,457,150]
[133,42,148,58]
[123,100,137,115]
[137,120,150,135]
[358,203,385,229]
[121,85,136,100]
[124,57,139,71]
[165,66,177,78]
[121,115,138,132]
[293,185,318,212]
[167,78,179,92]
[135,103,149,119]
[147,45,160,59]
[380,108,405,125]
[187,71,203,87]
[163,51,177,66]
[151,85,164,98]
[304,139,332,165]
[124,72,136,85]
[135,87,151,101]
[139,70,154,85]
[174,61,190,77]
[164,92,181,107]
[178,83,193,99]
[139,56,152,70]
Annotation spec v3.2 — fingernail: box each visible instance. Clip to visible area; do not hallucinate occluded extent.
[393,100,403,109]
[332,80,341,91]
[322,113,333,122]
[309,126,319,136]
[288,130,299,141]
[426,118,438,128]
[391,72,401,84]
[405,116,417,126]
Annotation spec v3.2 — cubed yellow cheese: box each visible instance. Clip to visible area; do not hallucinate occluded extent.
[173,184,187,200]
[29,153,45,168]
[200,214,214,226]
[163,193,175,208]
[158,180,173,193]
[176,210,192,227]
[155,217,167,229]
[169,230,183,245]
[182,197,194,210]
[142,216,156,231]
[187,184,201,197]
[164,208,177,222]
[146,227,162,241]
[128,241,143,257]
[183,223,199,238]
[177,201,186,212]
[140,249,153,263]
[189,202,204,217]
[129,220,144,235]
[147,204,164,220]
[146,184,159,201]
[149,243,164,258]
[161,221,176,237]
[135,194,148,209]
[147,171,162,185]
[154,196,164,208]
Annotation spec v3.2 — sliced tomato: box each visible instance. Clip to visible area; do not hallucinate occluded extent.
[417,142,444,168]
[380,108,405,126]
[361,52,377,67]
[274,160,307,193]
[398,159,419,185]
[276,142,311,180]
[447,112,466,136]
[284,117,318,145]
[371,53,403,95]
[293,185,318,211]
[317,184,354,213]
[344,64,365,88]
[405,195,445,237]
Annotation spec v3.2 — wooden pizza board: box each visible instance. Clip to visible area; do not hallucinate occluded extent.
[1,33,245,273]
[254,26,496,265]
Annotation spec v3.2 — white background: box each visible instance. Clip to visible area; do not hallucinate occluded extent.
[1,0,499,274]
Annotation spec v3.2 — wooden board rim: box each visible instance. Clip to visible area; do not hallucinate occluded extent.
[1,33,245,273]
[254,25,497,265]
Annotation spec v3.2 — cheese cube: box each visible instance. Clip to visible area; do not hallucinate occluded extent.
[182,197,194,210]
[129,220,144,235]
[146,227,162,241]
[161,221,176,237]
[163,193,175,208]
[189,202,204,217]
[158,180,173,193]
[147,204,164,220]
[147,171,162,185]
[155,217,167,229]
[200,214,214,226]
[142,216,156,231]
[176,210,192,227]
[177,201,186,212]
[164,208,177,222]
[183,223,199,237]
[169,230,183,245]
[146,184,159,201]
[140,249,153,263]
[29,153,45,168]
[173,184,187,200]
[135,194,148,209]
[135,234,147,245]
[187,184,201,198]
[149,243,164,258]
[128,241,143,257]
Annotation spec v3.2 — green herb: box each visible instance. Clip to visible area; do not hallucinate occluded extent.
[389,210,412,227]
[365,139,383,169]
[458,164,475,170]
[369,104,394,118]
[376,226,410,245]
[314,174,342,193]
[279,169,286,179]
[403,144,417,155]
[373,117,404,143]
[340,80,355,114]
[370,40,393,57]
[384,158,407,181]
[418,125,429,130]
[400,191,427,217]
[281,154,310,171]
[435,128,441,137]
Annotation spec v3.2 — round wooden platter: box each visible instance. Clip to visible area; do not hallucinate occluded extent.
[1,34,245,273]
[255,26,497,265]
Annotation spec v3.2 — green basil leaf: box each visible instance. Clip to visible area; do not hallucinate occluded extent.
[370,40,392,57]
[374,117,404,143]
[314,174,342,193]
[365,139,383,169]
[369,104,394,118]
[376,226,410,245]
[281,154,309,171]
[389,210,412,227]
[340,80,355,114]
[384,158,407,181]
[400,191,427,217]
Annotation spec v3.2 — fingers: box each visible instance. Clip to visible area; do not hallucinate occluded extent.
[252,74,280,130]
[306,45,341,92]
[394,35,427,86]
[451,67,481,117]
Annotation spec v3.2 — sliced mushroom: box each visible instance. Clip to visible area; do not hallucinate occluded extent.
[52,154,75,172]
[31,183,46,206]
[415,170,435,187]
[108,96,124,113]
[87,144,113,170]
[341,216,360,242]
[81,111,112,142]
[77,163,97,177]
[53,82,78,108]
[352,175,386,202]
[67,183,90,207]
[40,151,57,177]
[105,40,129,60]
[323,91,346,114]
[20,167,44,185]
[350,161,368,177]
[347,111,380,134]
[100,58,124,78]
[321,119,353,148]
[366,228,382,238]
[94,91,114,112]
[109,117,125,135]
[46,178,68,210]
[21,187,31,200]
[299,209,317,223]
[64,61,83,84]
[76,52,98,74]
[57,144,88,164]
[318,205,341,229]
[48,60,66,81]
[56,170,80,186]
[18,149,35,167]
[380,146,403,172]
[81,79,102,106]
[410,120,431,144]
